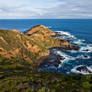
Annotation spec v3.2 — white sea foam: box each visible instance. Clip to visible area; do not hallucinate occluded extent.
[74,39,85,45]
[71,65,92,75]
[69,50,78,53]
[56,31,87,46]
[80,45,92,53]
[56,31,76,39]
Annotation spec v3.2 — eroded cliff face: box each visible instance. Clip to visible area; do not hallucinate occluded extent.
[25,25,56,36]
[0,25,73,64]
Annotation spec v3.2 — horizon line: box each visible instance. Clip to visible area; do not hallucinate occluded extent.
[0,18,92,20]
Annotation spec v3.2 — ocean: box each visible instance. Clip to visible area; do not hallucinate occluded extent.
[0,19,92,74]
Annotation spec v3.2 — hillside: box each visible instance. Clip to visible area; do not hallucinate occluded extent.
[0,27,59,63]
[0,25,91,92]
[0,25,73,63]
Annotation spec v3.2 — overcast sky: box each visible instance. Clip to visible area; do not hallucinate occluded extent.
[0,0,92,19]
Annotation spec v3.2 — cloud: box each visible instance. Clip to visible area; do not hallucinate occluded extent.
[0,0,92,19]
[36,0,92,19]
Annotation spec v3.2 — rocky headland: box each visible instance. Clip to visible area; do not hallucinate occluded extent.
[0,25,92,92]
[0,25,80,68]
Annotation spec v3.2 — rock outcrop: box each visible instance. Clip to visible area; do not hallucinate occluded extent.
[60,39,72,49]
[71,65,92,74]
[25,25,56,36]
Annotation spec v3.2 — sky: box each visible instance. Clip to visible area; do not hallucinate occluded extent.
[0,0,92,19]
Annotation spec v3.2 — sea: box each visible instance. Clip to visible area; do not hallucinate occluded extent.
[0,19,92,74]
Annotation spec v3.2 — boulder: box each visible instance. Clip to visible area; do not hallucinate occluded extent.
[76,66,92,74]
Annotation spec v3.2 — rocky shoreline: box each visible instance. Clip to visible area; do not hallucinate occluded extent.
[39,31,81,70]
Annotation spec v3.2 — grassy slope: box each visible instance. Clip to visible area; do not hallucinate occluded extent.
[0,29,37,61]
[0,29,92,92]
[0,28,60,62]
[0,56,92,92]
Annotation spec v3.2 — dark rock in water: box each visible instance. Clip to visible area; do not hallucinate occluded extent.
[60,39,80,51]
[76,66,92,73]
[71,43,80,50]
[83,49,89,52]
[39,54,65,68]
[83,55,89,59]
[55,32,62,37]
[52,32,81,51]
[60,39,72,50]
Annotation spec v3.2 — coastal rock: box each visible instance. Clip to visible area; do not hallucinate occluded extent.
[71,43,80,50]
[60,39,72,50]
[54,39,80,51]
[83,55,89,59]
[83,49,89,52]
[39,54,64,68]
[77,66,92,74]
[71,65,92,74]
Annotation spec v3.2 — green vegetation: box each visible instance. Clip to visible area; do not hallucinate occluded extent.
[0,56,92,92]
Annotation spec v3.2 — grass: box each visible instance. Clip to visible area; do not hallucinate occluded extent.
[0,56,92,92]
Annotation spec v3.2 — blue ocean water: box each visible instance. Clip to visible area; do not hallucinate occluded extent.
[0,19,92,43]
[0,19,92,74]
